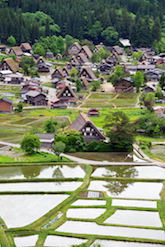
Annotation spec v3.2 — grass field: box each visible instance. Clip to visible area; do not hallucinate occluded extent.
[150,145,165,162]
[0,110,72,143]
[82,93,138,108]
[89,108,147,128]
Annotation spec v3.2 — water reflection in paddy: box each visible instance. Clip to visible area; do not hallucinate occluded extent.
[56,221,165,240]
[0,195,68,227]
[69,152,134,162]
[92,240,164,247]
[0,165,85,179]
[44,236,87,246]
[0,182,82,192]
[105,210,162,227]
[88,181,163,199]
[92,166,165,179]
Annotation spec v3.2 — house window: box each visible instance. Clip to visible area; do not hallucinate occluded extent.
[86,127,90,132]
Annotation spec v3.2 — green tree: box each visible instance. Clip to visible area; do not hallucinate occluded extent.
[104,111,135,151]
[44,119,57,133]
[52,141,66,159]
[133,71,144,92]
[109,65,125,85]
[45,18,50,36]
[21,134,40,154]
[132,51,143,61]
[70,67,78,78]
[20,56,35,75]
[55,130,86,152]
[87,21,103,43]
[91,81,101,91]
[65,35,75,48]
[155,86,163,99]
[137,113,165,136]
[140,92,156,112]
[75,79,82,92]
[91,47,110,63]
[152,18,161,42]
[14,102,23,113]
[33,43,45,56]
[7,35,16,46]
[154,38,165,54]
[159,73,165,89]
[101,26,119,46]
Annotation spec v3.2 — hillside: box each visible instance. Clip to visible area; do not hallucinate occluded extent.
[0,0,165,49]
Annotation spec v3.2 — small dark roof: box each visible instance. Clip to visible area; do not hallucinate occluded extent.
[36,133,54,140]
[0,97,12,104]
[20,43,32,51]
[26,91,46,97]
[88,108,99,113]
[123,77,133,82]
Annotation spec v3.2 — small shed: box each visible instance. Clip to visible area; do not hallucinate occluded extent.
[88,108,99,117]
[36,133,54,148]
[0,98,13,113]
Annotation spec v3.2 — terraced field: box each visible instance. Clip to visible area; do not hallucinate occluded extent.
[0,162,165,247]
[82,93,138,108]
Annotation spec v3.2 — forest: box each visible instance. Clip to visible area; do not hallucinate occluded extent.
[0,0,165,49]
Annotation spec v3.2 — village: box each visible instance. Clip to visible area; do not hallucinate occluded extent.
[0,38,164,156]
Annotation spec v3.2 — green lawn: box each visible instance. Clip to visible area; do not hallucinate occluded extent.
[0,151,70,163]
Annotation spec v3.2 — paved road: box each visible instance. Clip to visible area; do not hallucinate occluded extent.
[0,141,164,168]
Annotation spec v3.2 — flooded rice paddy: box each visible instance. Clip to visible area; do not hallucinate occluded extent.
[14,236,38,247]
[88,181,163,199]
[92,240,164,247]
[44,236,87,246]
[67,208,105,219]
[104,210,162,227]
[0,195,68,227]
[0,162,164,246]
[112,199,157,208]
[56,221,165,240]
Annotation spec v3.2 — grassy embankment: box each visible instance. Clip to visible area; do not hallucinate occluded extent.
[0,151,70,163]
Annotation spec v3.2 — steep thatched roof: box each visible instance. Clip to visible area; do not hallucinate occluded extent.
[10,46,23,56]
[4,58,19,72]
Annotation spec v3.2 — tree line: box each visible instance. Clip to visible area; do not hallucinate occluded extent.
[0,0,164,48]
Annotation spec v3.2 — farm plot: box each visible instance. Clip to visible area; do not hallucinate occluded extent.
[82,93,138,108]
[0,163,165,247]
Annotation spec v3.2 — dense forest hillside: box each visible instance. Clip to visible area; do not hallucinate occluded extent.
[0,0,165,48]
